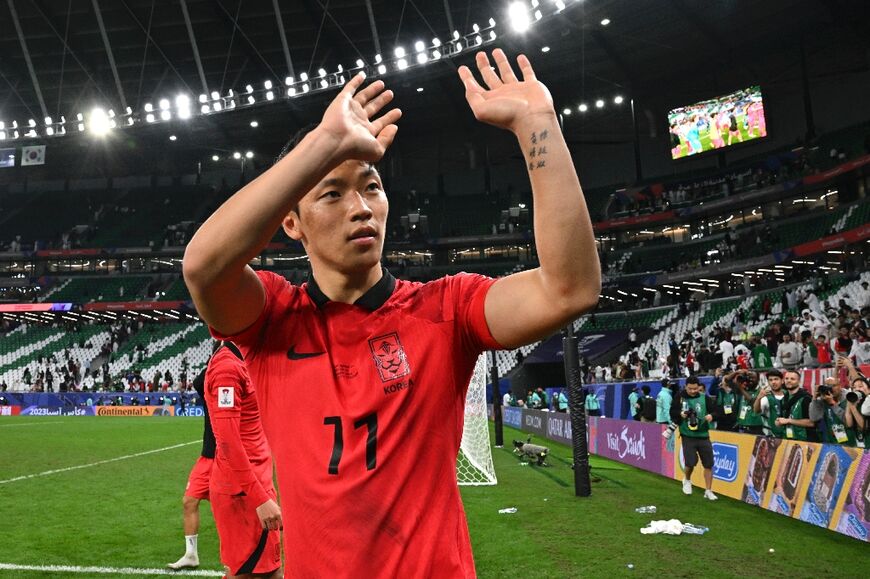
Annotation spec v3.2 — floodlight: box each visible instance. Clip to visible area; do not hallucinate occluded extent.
[159,99,170,110]
[595,99,605,108]
[245,151,253,159]
[614,95,624,104]
[509,2,531,32]
[88,107,111,136]
[233,152,241,159]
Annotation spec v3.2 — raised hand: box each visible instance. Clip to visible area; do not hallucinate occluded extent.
[458,49,555,134]
[318,73,402,163]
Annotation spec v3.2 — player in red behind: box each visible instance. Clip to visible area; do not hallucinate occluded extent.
[168,368,214,570]
[204,342,282,578]
[184,49,600,577]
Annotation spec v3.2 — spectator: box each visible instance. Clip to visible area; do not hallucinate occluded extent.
[715,372,738,432]
[775,333,801,370]
[751,337,772,369]
[556,390,568,413]
[810,381,859,446]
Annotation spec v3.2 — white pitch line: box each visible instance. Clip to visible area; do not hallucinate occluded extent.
[0,440,199,485]
[0,562,224,576]
[0,421,64,427]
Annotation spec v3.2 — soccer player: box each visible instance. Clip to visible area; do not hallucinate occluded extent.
[168,368,213,570]
[204,342,282,578]
[183,49,600,577]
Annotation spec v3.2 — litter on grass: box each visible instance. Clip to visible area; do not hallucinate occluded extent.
[498,507,518,514]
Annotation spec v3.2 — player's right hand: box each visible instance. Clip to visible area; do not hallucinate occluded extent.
[256,499,283,531]
[316,72,402,164]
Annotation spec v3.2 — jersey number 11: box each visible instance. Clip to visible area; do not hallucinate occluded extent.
[323,413,378,475]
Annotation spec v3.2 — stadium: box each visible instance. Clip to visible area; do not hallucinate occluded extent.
[0,0,869,577]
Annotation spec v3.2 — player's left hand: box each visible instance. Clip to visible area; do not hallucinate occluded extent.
[458,49,555,134]
[256,499,283,531]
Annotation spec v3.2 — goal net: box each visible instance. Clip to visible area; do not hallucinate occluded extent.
[457,353,497,486]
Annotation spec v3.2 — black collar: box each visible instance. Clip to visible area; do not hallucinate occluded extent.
[223,341,244,361]
[305,267,396,311]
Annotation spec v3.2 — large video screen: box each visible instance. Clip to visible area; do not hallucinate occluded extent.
[668,86,767,160]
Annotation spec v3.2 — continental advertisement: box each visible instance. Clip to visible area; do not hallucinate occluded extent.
[95,405,175,417]
[504,409,868,542]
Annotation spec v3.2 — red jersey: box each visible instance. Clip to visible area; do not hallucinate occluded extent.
[204,344,274,507]
[213,269,500,578]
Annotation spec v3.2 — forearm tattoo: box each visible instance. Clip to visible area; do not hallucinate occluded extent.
[527,129,550,171]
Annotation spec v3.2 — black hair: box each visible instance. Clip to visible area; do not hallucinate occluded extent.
[641,385,650,395]
[276,124,319,218]
[766,369,782,379]
[686,375,701,386]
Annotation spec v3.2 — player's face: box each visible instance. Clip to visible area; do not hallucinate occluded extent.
[283,160,388,275]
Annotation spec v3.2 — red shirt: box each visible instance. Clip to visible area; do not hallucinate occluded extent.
[213,269,499,578]
[204,344,274,506]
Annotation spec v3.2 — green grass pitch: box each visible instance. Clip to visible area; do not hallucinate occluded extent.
[0,417,865,578]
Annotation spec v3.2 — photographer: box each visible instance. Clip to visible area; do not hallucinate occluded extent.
[670,376,721,501]
[810,380,860,446]
[753,370,787,437]
[776,369,816,441]
[731,370,764,435]
[715,369,738,431]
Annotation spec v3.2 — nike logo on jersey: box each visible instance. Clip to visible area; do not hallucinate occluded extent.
[287,345,325,360]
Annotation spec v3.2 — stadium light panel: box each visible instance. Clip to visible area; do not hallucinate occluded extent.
[397,58,408,70]
[417,53,428,64]
[88,107,111,136]
[394,46,406,58]
[127,117,134,126]
[509,2,531,33]
[374,54,382,64]
[300,72,309,81]
[201,104,210,114]
[337,64,344,73]
[414,40,425,52]
[355,59,365,68]
[562,108,572,115]
[541,46,550,52]
[0,121,4,129]
[250,120,258,127]
[44,116,52,125]
[489,17,496,27]
[472,23,480,33]
[178,107,192,120]
[320,80,328,89]
[212,155,219,161]
[13,119,19,127]
[534,9,542,20]
[199,94,208,103]
[432,38,441,47]
[489,31,497,41]
[455,42,463,52]
[417,87,424,92]
[601,18,611,26]
[264,80,273,90]
[145,114,155,123]
[302,84,310,93]
[578,103,588,112]
[144,103,153,112]
[160,110,171,121]
[211,91,220,101]
[432,49,442,59]
[27,118,35,127]
[0,131,5,140]
[555,0,566,11]
[318,68,327,78]
[377,64,387,75]
[614,95,624,104]
[245,84,254,93]
[213,102,222,111]
[169,135,177,141]
[287,87,297,96]
[245,151,253,159]
[266,91,275,100]
[247,96,255,105]
[159,99,170,110]
[233,151,241,159]
[595,99,605,108]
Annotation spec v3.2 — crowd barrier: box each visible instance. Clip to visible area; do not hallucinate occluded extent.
[507,408,870,542]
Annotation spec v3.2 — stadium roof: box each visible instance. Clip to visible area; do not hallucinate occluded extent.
[0,0,866,154]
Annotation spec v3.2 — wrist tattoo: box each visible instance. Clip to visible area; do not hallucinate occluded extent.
[527,130,551,171]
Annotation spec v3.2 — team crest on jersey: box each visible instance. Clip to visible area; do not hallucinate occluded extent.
[369,332,411,382]
[218,386,234,408]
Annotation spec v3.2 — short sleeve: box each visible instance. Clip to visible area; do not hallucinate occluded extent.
[447,273,503,352]
[205,358,245,418]
[209,270,290,357]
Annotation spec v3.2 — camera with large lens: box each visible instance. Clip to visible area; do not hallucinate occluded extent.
[846,391,860,404]
[817,384,834,397]
[685,407,699,430]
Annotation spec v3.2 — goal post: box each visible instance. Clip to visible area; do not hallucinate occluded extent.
[457,353,498,486]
